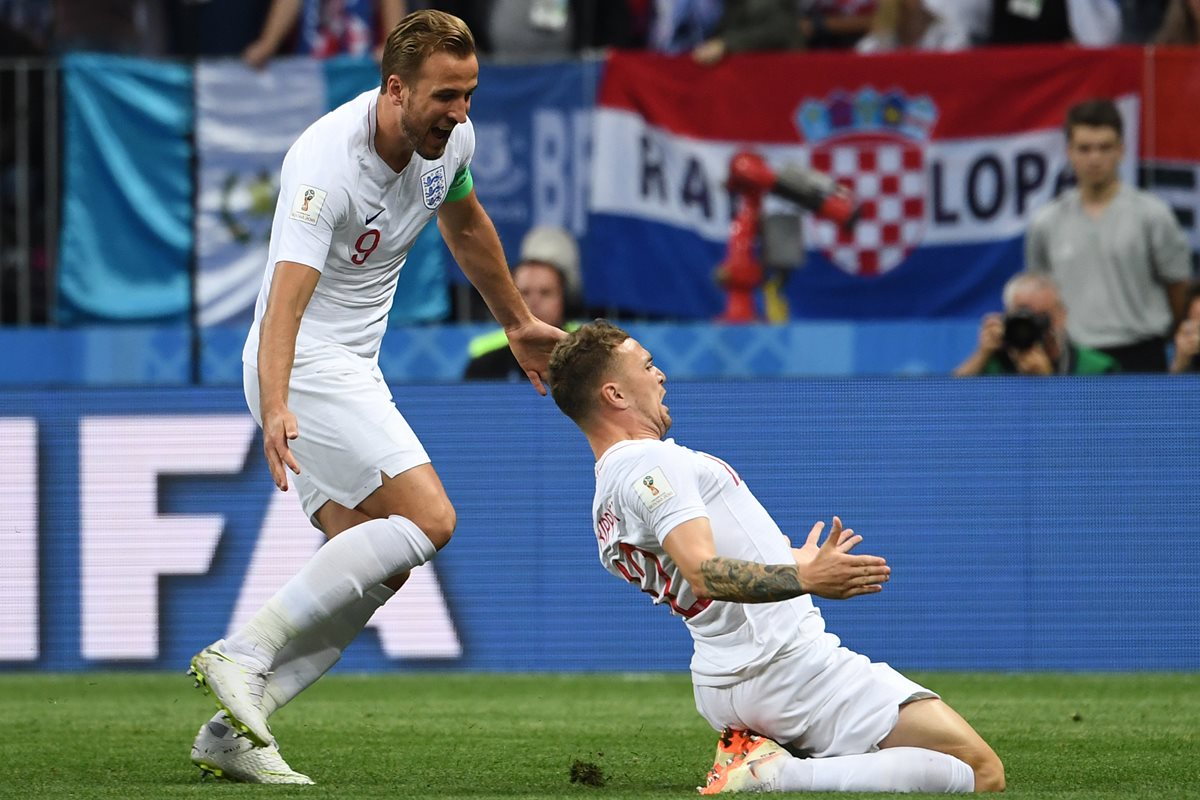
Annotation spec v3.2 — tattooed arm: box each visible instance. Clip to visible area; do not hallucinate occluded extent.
[663,517,890,603]
[700,557,806,603]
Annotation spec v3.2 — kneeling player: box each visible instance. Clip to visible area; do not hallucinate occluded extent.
[546,321,1005,794]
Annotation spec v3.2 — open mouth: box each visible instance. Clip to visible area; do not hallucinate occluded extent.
[431,126,452,143]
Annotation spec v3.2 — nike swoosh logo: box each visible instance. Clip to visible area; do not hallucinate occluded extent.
[365,208,384,225]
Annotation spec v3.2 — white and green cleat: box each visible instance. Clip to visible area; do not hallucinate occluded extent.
[191,713,314,785]
[187,640,274,748]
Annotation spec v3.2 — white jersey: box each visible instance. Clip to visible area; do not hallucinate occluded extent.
[243,89,475,366]
[593,438,827,687]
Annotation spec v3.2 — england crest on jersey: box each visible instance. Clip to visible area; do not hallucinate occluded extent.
[421,166,448,209]
[796,89,938,277]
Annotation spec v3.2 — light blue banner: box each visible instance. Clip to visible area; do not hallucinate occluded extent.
[58,53,193,324]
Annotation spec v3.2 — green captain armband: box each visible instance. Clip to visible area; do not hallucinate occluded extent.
[445,165,474,202]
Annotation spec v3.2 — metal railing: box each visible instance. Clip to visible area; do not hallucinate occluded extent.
[0,57,57,326]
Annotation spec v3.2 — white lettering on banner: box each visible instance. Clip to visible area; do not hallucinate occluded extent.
[230,489,461,658]
[590,95,1139,247]
[80,415,256,660]
[0,418,38,661]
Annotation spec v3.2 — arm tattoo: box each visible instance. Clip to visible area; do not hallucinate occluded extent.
[699,556,805,603]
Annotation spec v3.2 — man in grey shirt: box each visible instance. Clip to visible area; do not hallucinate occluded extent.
[1025,97,1193,372]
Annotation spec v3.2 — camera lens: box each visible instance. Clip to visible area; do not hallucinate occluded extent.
[1003,310,1050,351]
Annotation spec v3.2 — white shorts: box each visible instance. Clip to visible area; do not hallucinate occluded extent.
[693,631,935,758]
[243,351,430,523]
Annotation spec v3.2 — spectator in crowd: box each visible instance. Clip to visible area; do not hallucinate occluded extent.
[691,0,803,64]
[0,0,51,50]
[52,0,169,54]
[1025,98,1193,372]
[0,1,50,324]
[648,0,723,54]
[243,0,406,68]
[1169,283,1200,373]
[799,0,878,49]
[464,225,582,380]
[1154,0,1200,44]
[932,0,1123,46]
[459,0,646,58]
[984,0,1123,45]
[571,0,649,50]
[855,0,978,53]
[954,272,1119,376]
[1118,0,1170,42]
[488,0,572,57]
[166,0,273,57]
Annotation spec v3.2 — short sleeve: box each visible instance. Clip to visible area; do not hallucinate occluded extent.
[617,444,708,546]
[273,139,350,272]
[444,119,476,203]
[1146,197,1193,284]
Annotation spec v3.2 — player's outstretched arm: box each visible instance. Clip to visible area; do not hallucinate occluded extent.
[663,517,888,604]
[438,192,566,394]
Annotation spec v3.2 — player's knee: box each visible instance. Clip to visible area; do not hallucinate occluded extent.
[971,751,1005,793]
[412,501,456,550]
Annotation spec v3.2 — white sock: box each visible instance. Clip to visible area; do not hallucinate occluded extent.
[261,583,395,716]
[777,747,975,793]
[224,516,435,672]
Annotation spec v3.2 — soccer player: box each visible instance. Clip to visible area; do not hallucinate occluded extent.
[187,9,565,784]
[546,321,1005,794]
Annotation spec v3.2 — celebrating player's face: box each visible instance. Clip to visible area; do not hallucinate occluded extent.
[402,51,478,160]
[615,338,671,437]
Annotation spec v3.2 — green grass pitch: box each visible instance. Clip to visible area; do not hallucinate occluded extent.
[0,672,1196,799]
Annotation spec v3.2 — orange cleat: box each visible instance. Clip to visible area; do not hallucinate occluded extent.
[713,728,776,768]
[699,730,788,794]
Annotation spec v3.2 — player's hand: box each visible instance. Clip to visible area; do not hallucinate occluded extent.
[506,319,569,396]
[794,516,889,600]
[262,406,301,491]
[979,313,1004,355]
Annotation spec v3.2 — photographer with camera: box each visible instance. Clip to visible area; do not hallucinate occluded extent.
[954,272,1119,376]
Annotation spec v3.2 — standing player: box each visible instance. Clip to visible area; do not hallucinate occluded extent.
[546,321,1005,794]
[187,10,565,784]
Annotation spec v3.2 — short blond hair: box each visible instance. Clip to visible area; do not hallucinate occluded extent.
[548,320,631,425]
[380,10,475,90]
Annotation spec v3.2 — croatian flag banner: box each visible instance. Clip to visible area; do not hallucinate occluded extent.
[588,47,1142,320]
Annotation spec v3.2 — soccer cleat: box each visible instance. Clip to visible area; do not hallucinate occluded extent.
[711,728,760,769]
[698,733,788,794]
[188,640,274,747]
[191,713,314,785]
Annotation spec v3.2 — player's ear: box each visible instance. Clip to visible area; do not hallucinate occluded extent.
[600,380,626,410]
[384,74,406,105]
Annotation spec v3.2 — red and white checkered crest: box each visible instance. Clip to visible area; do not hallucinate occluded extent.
[808,133,927,277]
